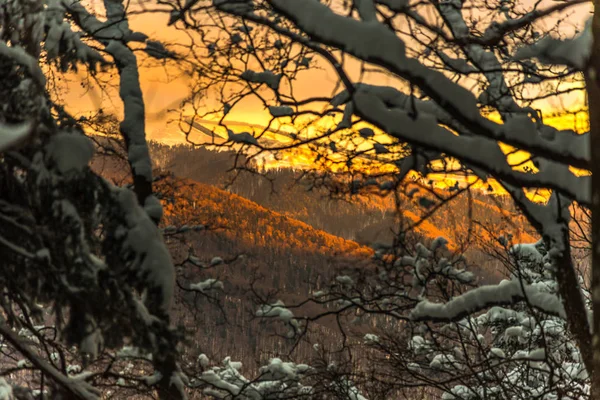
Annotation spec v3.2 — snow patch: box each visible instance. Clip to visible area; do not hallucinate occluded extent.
[0,120,33,152]
[45,132,95,174]
[513,19,592,70]
[240,70,281,90]
[190,279,224,293]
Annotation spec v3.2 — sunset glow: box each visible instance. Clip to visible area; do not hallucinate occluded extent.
[60,0,590,198]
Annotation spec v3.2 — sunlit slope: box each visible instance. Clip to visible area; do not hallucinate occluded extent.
[149,142,538,250]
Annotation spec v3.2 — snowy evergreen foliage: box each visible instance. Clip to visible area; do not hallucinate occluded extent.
[0,1,183,398]
[406,241,589,399]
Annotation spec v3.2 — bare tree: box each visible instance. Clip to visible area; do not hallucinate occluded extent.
[155,0,598,397]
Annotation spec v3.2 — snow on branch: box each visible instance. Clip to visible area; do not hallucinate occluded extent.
[114,187,174,315]
[351,87,590,205]
[269,106,294,117]
[0,42,45,86]
[45,132,95,175]
[0,120,34,152]
[332,83,455,125]
[0,321,100,399]
[41,1,108,70]
[437,0,522,117]
[240,70,281,90]
[105,40,153,182]
[228,129,259,145]
[354,0,378,22]
[190,278,224,293]
[256,300,301,338]
[513,18,592,70]
[267,0,590,171]
[411,278,566,322]
[64,0,156,217]
[62,0,138,42]
[197,355,313,399]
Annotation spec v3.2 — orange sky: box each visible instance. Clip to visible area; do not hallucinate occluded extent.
[63,0,591,149]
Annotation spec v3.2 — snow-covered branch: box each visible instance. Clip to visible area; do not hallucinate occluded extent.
[64,0,156,217]
[0,120,35,152]
[195,355,313,399]
[411,278,566,322]
[0,43,45,86]
[513,18,592,70]
[351,86,589,204]
[0,321,100,399]
[267,0,590,172]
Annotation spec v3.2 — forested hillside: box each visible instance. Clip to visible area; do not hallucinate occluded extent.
[90,143,508,380]
[92,149,377,377]
[148,142,538,251]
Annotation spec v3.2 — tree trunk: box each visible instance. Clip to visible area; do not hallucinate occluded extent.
[586,6,600,397]
[155,353,185,400]
[101,2,182,398]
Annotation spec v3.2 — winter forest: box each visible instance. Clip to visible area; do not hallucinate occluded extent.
[0,0,598,399]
